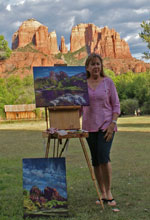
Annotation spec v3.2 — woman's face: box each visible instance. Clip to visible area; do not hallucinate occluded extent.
[86,57,102,79]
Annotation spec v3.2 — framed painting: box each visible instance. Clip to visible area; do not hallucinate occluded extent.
[33,66,89,107]
[22,158,68,218]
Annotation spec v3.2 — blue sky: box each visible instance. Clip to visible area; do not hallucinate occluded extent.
[0,0,150,62]
[23,158,67,199]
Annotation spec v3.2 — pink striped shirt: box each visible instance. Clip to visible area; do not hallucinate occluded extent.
[82,77,120,132]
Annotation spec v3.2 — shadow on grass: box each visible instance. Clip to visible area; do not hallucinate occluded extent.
[118,123,150,128]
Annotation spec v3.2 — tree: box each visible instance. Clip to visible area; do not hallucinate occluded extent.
[0,35,12,60]
[139,19,150,59]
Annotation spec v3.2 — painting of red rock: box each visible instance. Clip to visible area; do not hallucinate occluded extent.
[33,66,89,107]
[22,158,68,218]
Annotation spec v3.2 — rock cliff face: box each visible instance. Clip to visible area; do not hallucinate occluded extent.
[0,19,149,77]
[70,23,132,59]
[103,58,149,75]
[12,18,58,55]
[35,25,51,54]
[12,19,42,49]
[0,50,64,78]
[60,36,68,54]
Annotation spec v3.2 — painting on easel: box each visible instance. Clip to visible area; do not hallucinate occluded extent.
[22,158,68,218]
[33,66,89,107]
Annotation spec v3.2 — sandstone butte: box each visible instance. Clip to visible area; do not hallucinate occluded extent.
[0,18,149,77]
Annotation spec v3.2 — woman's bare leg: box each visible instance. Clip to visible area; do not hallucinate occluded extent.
[94,165,107,199]
[94,162,116,206]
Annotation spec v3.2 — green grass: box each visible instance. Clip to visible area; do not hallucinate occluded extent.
[15,43,40,53]
[55,46,87,66]
[0,116,150,220]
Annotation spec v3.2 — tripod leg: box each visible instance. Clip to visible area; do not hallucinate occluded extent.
[79,137,104,209]
[45,134,51,158]
[56,139,60,157]
[53,138,56,157]
[59,139,69,157]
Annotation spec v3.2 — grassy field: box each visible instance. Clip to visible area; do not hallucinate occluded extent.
[0,116,150,220]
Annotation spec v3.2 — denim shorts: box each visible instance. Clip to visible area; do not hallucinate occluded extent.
[86,130,115,166]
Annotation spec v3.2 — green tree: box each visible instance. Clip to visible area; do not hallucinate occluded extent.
[0,75,35,118]
[139,19,150,59]
[105,68,116,80]
[0,35,12,60]
[114,71,135,101]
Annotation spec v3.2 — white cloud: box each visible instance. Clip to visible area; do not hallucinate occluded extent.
[5,0,25,6]
[134,8,149,14]
[132,53,150,63]
[5,0,25,11]
[16,0,25,5]
[66,43,70,50]
[12,21,23,29]
[132,53,143,59]
[72,8,91,20]
[61,16,75,33]
[6,4,11,11]
[126,22,141,29]
[135,35,140,39]
[124,35,132,42]
[124,34,140,42]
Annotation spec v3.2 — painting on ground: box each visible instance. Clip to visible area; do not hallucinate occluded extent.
[33,66,89,107]
[22,158,68,218]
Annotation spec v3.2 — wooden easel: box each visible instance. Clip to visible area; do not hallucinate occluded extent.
[42,105,104,209]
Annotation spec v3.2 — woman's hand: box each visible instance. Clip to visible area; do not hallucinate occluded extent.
[104,123,115,142]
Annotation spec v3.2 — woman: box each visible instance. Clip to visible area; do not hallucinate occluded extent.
[82,53,120,206]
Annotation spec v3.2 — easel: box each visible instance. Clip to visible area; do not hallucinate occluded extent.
[42,105,104,209]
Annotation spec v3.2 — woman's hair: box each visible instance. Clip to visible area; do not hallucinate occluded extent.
[85,53,105,78]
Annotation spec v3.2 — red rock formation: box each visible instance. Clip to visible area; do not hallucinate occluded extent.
[70,23,89,52]
[0,20,149,77]
[60,36,68,54]
[12,18,59,55]
[44,186,66,201]
[12,18,42,49]
[48,31,59,54]
[103,58,149,74]
[133,63,147,73]
[35,25,50,54]
[0,49,64,78]
[70,24,132,59]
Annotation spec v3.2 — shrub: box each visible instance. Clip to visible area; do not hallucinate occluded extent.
[141,101,150,114]
[120,99,139,115]
[0,35,12,60]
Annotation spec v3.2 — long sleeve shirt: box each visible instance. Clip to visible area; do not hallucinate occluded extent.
[82,77,120,132]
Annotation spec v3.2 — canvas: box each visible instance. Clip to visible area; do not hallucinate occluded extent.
[33,66,89,107]
[22,158,68,218]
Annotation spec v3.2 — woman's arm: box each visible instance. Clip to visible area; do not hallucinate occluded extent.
[104,79,120,141]
[104,113,119,142]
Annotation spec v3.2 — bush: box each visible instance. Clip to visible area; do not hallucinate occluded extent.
[34,108,41,118]
[0,108,6,119]
[0,35,12,60]
[141,101,150,114]
[120,99,139,115]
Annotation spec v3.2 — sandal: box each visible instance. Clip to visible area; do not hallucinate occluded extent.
[96,198,108,204]
[96,198,117,206]
[107,199,116,207]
